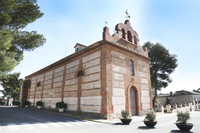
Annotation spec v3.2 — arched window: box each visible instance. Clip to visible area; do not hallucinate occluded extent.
[77,70,84,77]
[127,31,132,42]
[122,29,125,39]
[134,35,137,45]
[130,60,134,76]
[37,82,41,87]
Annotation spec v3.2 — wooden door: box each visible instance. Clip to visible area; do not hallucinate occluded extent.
[130,87,137,116]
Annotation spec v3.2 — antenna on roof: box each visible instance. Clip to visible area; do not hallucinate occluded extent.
[105,21,107,26]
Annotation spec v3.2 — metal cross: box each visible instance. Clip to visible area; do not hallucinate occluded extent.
[125,9,130,20]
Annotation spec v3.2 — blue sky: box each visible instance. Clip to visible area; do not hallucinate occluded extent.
[1,0,200,96]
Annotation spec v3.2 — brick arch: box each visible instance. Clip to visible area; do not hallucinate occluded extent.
[127,83,141,115]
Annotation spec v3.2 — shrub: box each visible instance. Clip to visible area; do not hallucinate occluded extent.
[154,108,159,112]
[56,101,67,109]
[164,108,167,113]
[36,101,43,106]
[155,98,161,107]
[176,111,190,124]
[145,110,156,122]
[13,101,21,106]
[121,110,131,119]
[24,101,30,105]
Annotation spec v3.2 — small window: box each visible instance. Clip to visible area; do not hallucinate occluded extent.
[127,31,132,42]
[37,82,41,87]
[122,29,125,39]
[77,70,84,77]
[130,60,134,76]
[134,35,137,45]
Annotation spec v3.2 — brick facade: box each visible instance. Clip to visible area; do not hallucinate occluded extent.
[19,20,153,119]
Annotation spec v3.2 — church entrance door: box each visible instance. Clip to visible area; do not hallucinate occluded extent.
[130,87,137,116]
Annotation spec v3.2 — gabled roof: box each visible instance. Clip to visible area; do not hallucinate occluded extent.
[74,43,87,48]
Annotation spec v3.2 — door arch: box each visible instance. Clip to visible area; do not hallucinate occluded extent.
[130,86,137,116]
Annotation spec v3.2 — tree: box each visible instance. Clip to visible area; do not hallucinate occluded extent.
[0,0,46,78]
[143,42,178,107]
[193,88,200,93]
[0,72,24,100]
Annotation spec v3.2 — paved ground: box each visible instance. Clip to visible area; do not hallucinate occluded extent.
[0,106,200,133]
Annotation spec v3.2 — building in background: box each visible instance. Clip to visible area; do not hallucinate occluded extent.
[158,90,200,106]
[19,20,152,118]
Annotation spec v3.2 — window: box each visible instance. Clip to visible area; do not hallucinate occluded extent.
[130,60,134,76]
[122,29,125,39]
[37,82,41,87]
[134,35,137,45]
[77,70,84,77]
[127,31,132,42]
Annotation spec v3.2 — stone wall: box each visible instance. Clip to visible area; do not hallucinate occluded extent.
[26,49,102,113]
[105,44,152,116]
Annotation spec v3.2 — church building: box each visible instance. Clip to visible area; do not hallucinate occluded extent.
[19,20,153,118]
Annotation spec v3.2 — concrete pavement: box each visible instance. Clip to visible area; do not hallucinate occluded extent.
[22,106,180,124]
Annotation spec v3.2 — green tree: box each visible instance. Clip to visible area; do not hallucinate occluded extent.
[0,72,24,100]
[0,0,46,78]
[143,42,178,107]
[193,88,200,93]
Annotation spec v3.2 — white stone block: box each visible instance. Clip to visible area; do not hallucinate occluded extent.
[65,78,78,86]
[44,84,51,90]
[85,65,100,75]
[66,60,79,69]
[55,66,64,73]
[54,71,63,78]
[141,78,148,84]
[137,60,147,66]
[31,80,36,84]
[64,84,78,91]
[112,58,126,67]
[45,70,53,76]
[53,76,63,82]
[112,97,125,105]
[67,105,78,111]
[82,73,100,83]
[113,105,125,114]
[137,65,148,72]
[113,88,125,97]
[65,73,75,80]
[138,71,148,78]
[141,90,149,97]
[111,50,125,60]
[81,105,101,113]
[83,58,100,69]
[80,96,101,106]
[142,103,150,110]
[45,75,52,81]
[66,66,78,74]
[112,81,124,88]
[112,65,126,73]
[44,80,52,85]
[113,73,124,80]
[141,84,149,90]
[81,81,101,90]
[64,97,78,105]
[32,77,37,81]
[38,74,44,79]
[141,97,150,103]
[82,51,100,63]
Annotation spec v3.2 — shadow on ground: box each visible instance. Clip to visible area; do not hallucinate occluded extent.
[112,123,130,125]
[137,126,156,130]
[170,130,193,133]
